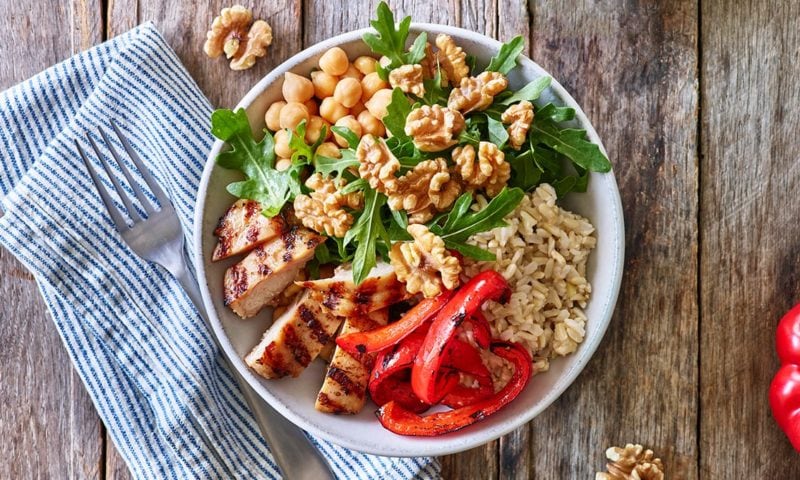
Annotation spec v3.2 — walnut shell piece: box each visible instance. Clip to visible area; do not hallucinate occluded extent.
[404,105,465,152]
[204,5,273,71]
[356,135,400,194]
[501,100,534,150]
[596,444,665,480]
[448,71,509,114]
[293,173,363,238]
[452,141,510,197]
[435,34,469,85]
[389,224,462,297]
[389,64,426,97]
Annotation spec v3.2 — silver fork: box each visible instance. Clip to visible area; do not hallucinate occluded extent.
[76,122,335,480]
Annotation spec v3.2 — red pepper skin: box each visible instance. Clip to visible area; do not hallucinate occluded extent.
[770,304,800,450]
[412,271,511,404]
[441,339,493,408]
[369,329,430,412]
[466,310,492,349]
[337,292,453,355]
[376,342,532,436]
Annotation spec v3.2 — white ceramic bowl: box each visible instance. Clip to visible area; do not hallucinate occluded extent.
[193,23,624,457]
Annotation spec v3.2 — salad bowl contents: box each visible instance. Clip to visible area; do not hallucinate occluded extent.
[194,2,624,455]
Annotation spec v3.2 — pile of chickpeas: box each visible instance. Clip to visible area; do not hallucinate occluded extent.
[265,46,394,168]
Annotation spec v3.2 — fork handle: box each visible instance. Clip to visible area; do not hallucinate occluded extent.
[173,263,336,480]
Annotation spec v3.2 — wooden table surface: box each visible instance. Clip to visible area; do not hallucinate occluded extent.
[1,0,798,478]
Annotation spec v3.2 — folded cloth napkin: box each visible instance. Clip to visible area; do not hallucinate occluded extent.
[0,23,440,480]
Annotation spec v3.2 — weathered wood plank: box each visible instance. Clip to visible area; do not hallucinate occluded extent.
[523,1,699,478]
[0,1,105,479]
[700,0,800,477]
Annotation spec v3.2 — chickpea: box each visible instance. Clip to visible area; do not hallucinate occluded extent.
[333,77,362,109]
[279,102,310,130]
[304,98,319,116]
[275,158,292,171]
[316,141,341,159]
[353,56,377,75]
[333,115,363,147]
[319,97,349,124]
[274,130,294,158]
[311,71,338,99]
[305,115,330,144]
[282,72,314,103]
[349,101,366,117]
[264,101,286,132]
[357,110,386,137]
[319,47,349,76]
[364,88,393,120]
[360,72,389,103]
[341,64,363,81]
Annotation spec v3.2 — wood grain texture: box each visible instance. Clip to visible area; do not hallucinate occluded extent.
[525,0,700,478]
[700,0,800,477]
[0,1,104,479]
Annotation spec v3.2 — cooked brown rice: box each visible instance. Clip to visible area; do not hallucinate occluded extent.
[463,183,596,372]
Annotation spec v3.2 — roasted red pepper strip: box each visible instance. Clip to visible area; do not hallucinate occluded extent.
[337,292,453,355]
[465,310,492,349]
[376,342,532,436]
[442,339,494,408]
[770,304,800,450]
[369,328,437,413]
[412,270,511,404]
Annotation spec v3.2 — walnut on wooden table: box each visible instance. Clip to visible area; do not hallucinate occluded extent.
[389,224,462,298]
[204,5,273,71]
[448,71,508,114]
[596,444,665,480]
[452,141,510,197]
[404,105,465,152]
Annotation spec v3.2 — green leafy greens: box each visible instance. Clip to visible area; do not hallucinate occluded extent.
[485,36,525,75]
[344,187,390,284]
[362,2,428,79]
[211,108,302,216]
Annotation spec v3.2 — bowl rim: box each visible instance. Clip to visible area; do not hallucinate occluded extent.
[193,22,625,457]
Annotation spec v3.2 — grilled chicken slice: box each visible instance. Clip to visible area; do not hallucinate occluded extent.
[315,309,389,414]
[299,262,411,318]
[224,226,323,318]
[245,291,344,379]
[212,200,286,261]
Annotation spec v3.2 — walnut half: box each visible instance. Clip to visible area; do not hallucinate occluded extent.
[204,5,273,71]
[596,444,665,480]
[404,105,465,152]
[448,71,508,114]
[293,173,363,237]
[502,100,534,150]
[386,157,462,223]
[452,141,510,197]
[389,224,462,298]
[389,64,426,97]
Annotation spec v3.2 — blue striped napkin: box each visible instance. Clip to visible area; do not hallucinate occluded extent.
[0,23,439,480]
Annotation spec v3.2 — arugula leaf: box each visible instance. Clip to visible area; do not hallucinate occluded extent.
[420,66,450,106]
[508,151,542,191]
[211,108,301,217]
[486,115,509,148]
[363,2,427,74]
[345,188,390,284]
[339,178,368,195]
[442,192,473,231]
[498,76,552,106]
[287,120,324,165]
[446,240,496,261]
[530,121,611,172]
[330,126,360,149]
[383,88,413,139]
[386,208,412,241]
[486,36,525,75]
[433,187,524,243]
[535,103,575,123]
[315,147,359,178]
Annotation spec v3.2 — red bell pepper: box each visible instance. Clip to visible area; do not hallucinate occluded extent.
[770,303,800,451]
[369,329,431,413]
[465,310,492,349]
[376,342,532,436]
[441,338,494,408]
[337,292,453,355]
[411,270,511,404]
